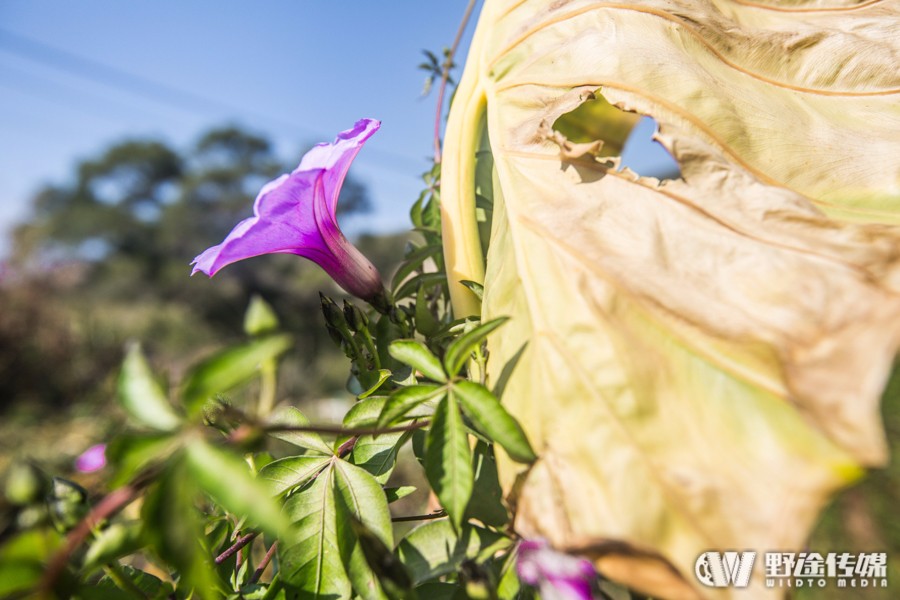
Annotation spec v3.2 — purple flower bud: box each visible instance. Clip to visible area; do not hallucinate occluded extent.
[75,444,107,473]
[191,119,386,303]
[517,539,597,600]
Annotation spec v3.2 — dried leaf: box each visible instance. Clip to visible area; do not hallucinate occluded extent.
[441,1,900,598]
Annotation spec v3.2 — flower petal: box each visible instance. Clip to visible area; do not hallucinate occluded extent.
[298,118,381,218]
[517,539,596,600]
[190,119,385,302]
[75,444,107,473]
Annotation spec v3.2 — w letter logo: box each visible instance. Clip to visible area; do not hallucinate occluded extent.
[695,551,756,588]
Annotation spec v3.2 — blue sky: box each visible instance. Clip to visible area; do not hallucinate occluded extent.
[0,1,675,255]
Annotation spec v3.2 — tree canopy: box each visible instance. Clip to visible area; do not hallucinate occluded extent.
[1,125,404,415]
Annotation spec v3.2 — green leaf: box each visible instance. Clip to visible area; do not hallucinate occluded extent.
[359,369,392,400]
[333,460,392,547]
[181,334,292,417]
[280,462,352,598]
[394,272,447,303]
[443,317,508,378]
[142,462,225,599]
[343,514,413,600]
[414,583,459,600]
[119,343,181,431]
[106,434,179,488]
[391,243,442,292]
[395,520,505,585]
[258,455,331,496]
[384,486,417,504]
[333,461,394,600]
[0,529,62,597]
[344,396,388,428]
[415,285,441,337]
[350,431,410,486]
[82,521,145,571]
[244,294,280,336]
[4,460,47,506]
[377,384,443,428]
[341,396,411,484]
[267,406,333,455]
[466,441,509,527]
[374,313,409,375]
[84,566,173,600]
[496,547,524,600]
[453,381,536,464]
[280,459,393,599]
[425,394,473,530]
[389,340,446,383]
[184,439,294,538]
[459,280,484,301]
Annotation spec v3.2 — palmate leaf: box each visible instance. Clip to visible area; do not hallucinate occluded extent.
[268,406,335,455]
[344,396,412,484]
[395,520,507,586]
[280,464,349,599]
[442,1,900,598]
[280,458,393,599]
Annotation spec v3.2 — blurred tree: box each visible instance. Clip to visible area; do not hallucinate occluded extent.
[2,125,399,419]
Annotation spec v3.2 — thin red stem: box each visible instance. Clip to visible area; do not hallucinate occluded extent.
[433,0,478,164]
[260,421,429,438]
[250,541,279,584]
[40,483,144,594]
[215,532,258,565]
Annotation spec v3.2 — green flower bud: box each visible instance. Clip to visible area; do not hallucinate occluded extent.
[320,293,348,330]
[4,461,47,506]
[342,299,368,332]
[47,477,89,532]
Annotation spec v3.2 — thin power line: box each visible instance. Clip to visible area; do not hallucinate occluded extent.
[0,59,192,127]
[0,28,426,174]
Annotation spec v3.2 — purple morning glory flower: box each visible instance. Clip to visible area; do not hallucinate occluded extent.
[75,444,107,473]
[192,118,386,304]
[517,539,597,600]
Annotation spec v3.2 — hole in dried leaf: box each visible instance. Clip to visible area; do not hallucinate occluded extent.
[621,117,681,180]
[552,92,681,181]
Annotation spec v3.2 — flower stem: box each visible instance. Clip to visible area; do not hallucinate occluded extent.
[40,474,153,595]
[257,360,277,418]
[250,541,279,584]
[261,421,429,438]
[215,532,258,565]
[359,327,381,370]
[392,510,447,523]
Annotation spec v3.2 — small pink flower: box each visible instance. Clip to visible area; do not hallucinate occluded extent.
[191,119,386,304]
[517,539,597,600]
[75,444,107,473]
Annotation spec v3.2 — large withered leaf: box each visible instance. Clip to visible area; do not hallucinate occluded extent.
[441,1,900,598]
